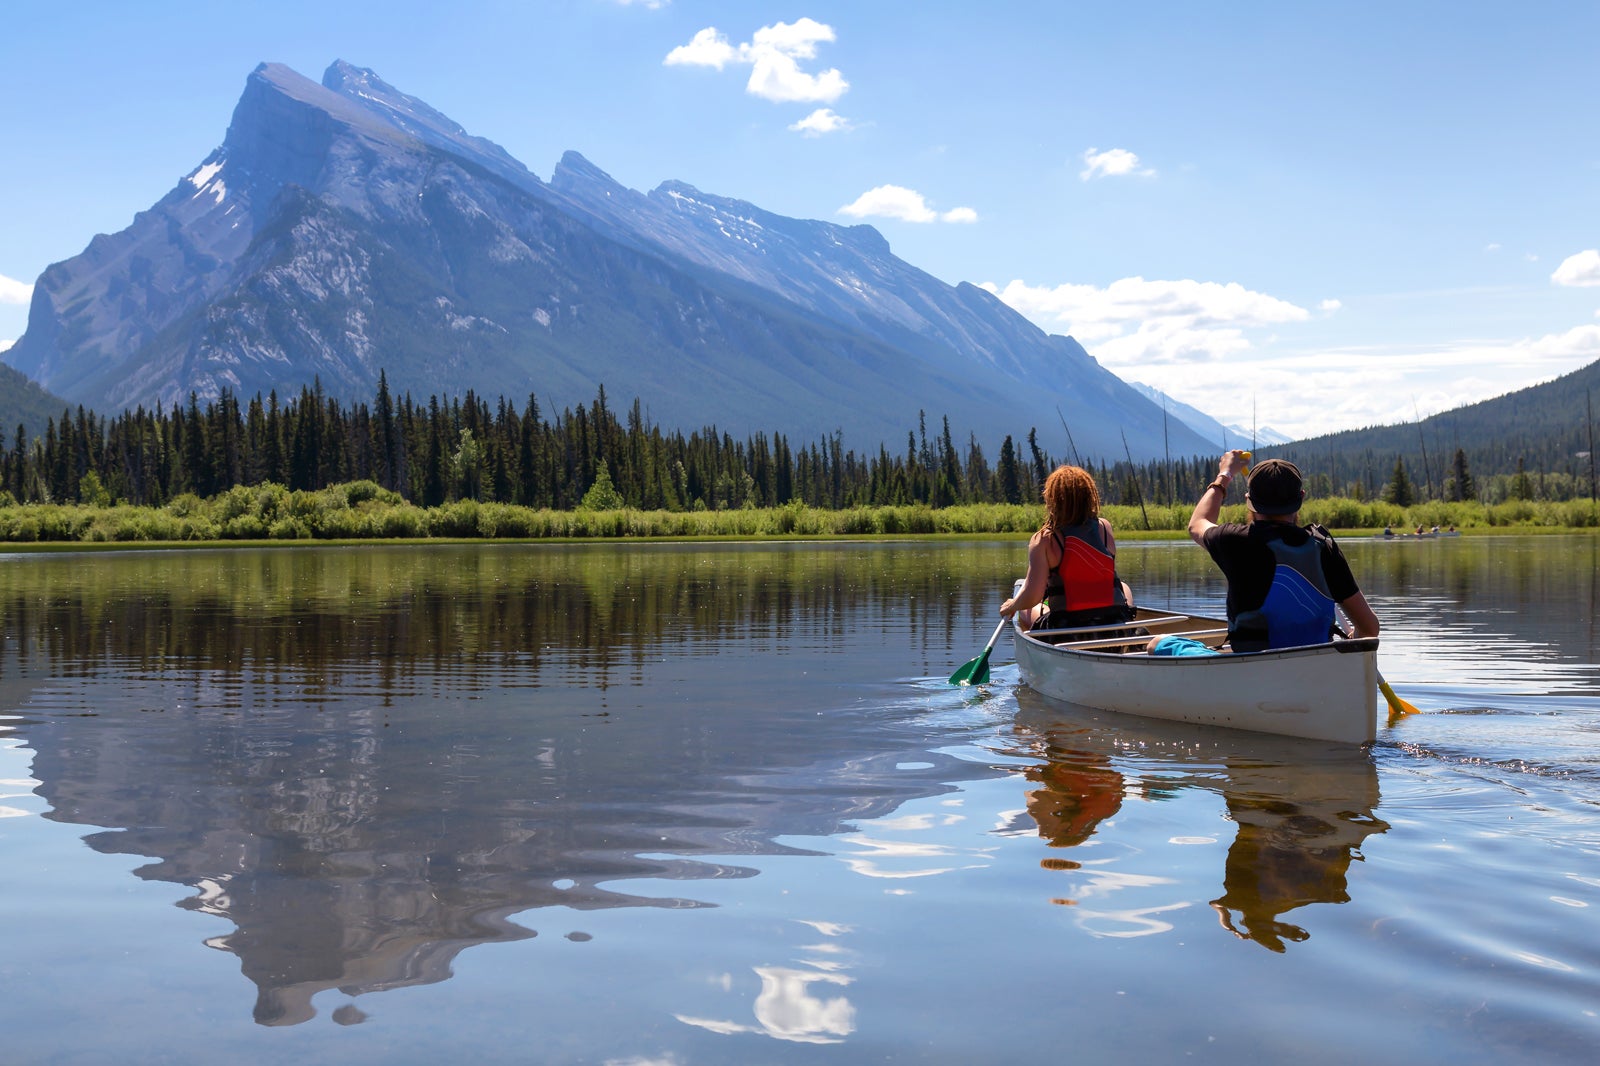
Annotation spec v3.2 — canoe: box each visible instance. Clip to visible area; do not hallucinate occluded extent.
[1374,530,1460,539]
[1009,601,1380,745]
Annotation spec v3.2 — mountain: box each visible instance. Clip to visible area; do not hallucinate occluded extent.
[1268,357,1600,494]
[1130,383,1293,451]
[3,60,1220,460]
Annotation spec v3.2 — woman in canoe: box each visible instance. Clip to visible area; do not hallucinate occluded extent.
[1000,464,1135,632]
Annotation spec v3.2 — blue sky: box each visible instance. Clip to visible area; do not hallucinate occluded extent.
[2,0,1597,440]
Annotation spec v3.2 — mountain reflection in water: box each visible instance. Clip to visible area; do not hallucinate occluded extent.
[3,544,1004,1026]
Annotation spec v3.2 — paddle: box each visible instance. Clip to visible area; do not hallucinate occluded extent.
[1378,670,1419,717]
[950,617,1009,686]
[1336,605,1418,716]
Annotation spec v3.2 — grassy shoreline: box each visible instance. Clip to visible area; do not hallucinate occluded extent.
[2,480,1597,550]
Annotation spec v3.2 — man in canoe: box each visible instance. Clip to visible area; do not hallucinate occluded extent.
[1151,453,1379,655]
[1000,465,1135,632]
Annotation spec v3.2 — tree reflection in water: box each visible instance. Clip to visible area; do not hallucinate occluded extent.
[2,544,1005,1026]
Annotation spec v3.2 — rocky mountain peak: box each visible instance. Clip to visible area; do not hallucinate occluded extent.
[318,60,536,193]
[2,60,1220,458]
[552,150,619,188]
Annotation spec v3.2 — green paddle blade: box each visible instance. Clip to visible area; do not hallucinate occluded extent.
[948,649,993,686]
[950,617,1009,686]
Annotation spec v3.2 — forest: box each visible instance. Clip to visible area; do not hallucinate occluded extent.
[0,372,1596,519]
[0,375,1113,513]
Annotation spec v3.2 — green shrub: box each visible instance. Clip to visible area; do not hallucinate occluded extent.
[213,485,260,524]
[7,515,40,541]
[427,500,482,537]
[370,505,426,539]
[315,509,367,539]
[222,514,269,540]
[269,516,311,540]
[165,493,205,518]
[341,480,400,506]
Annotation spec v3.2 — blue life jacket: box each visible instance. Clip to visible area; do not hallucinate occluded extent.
[1231,527,1338,651]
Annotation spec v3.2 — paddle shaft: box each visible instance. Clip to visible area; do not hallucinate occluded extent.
[1337,606,1418,716]
[1377,671,1418,716]
[949,616,1010,685]
[979,616,1008,655]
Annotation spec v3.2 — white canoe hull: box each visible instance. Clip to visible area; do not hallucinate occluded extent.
[1011,608,1379,745]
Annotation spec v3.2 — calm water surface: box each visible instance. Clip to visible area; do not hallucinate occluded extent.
[2,536,1599,1064]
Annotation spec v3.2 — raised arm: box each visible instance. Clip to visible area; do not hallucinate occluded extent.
[1189,451,1249,544]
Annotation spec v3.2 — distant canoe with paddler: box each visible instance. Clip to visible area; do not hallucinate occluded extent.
[1009,601,1381,745]
[1374,530,1460,540]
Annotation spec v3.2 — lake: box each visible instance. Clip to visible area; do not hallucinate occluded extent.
[2,535,1599,1064]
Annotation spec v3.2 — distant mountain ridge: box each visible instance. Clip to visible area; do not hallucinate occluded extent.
[0,361,68,441]
[1129,383,1293,451]
[1270,356,1600,492]
[3,60,1220,459]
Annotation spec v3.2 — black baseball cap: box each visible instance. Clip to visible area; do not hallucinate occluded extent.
[1246,459,1304,516]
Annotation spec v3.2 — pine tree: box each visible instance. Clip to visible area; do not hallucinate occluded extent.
[1511,456,1533,500]
[1447,447,1475,502]
[422,398,447,507]
[375,370,402,491]
[996,435,1022,504]
[578,459,625,510]
[1383,456,1415,507]
[1028,428,1048,489]
[6,424,23,501]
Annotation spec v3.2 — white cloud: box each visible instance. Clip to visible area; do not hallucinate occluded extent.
[0,338,13,353]
[983,275,1328,433]
[0,273,33,305]
[1236,326,1600,438]
[1080,147,1153,181]
[1552,249,1600,287]
[666,18,848,104]
[789,108,852,137]
[615,0,669,8]
[1484,242,1502,253]
[1000,280,1600,441]
[983,276,1308,354]
[664,27,737,70]
[982,262,1599,441]
[838,185,977,224]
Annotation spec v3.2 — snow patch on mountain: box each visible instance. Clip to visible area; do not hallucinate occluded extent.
[187,160,227,205]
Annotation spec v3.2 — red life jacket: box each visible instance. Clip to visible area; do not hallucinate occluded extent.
[1046,519,1124,615]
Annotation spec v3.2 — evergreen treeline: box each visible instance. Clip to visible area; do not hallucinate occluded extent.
[3,371,1596,517]
[0,375,1073,512]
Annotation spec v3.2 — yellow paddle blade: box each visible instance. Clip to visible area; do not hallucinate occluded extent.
[1378,675,1419,716]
